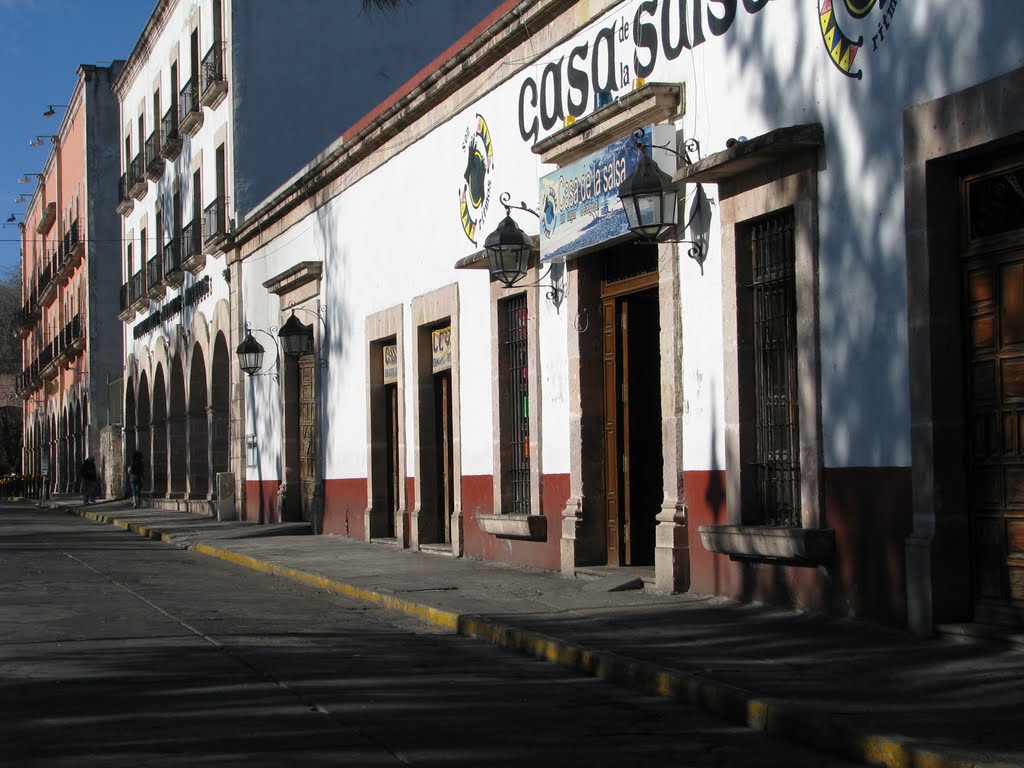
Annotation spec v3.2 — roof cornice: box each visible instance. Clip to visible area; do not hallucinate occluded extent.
[113,0,178,97]
[234,0,577,253]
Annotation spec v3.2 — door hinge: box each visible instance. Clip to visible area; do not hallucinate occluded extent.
[622,453,629,474]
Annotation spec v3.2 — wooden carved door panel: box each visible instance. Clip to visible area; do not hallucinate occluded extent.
[603,298,621,565]
[299,356,317,519]
[963,159,1024,622]
[385,383,399,538]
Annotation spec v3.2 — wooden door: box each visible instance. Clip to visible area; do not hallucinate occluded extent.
[963,160,1024,623]
[299,356,317,519]
[965,249,1024,619]
[603,298,622,564]
[435,371,454,543]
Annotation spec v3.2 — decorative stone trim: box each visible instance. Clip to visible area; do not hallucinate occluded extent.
[698,524,834,566]
[533,82,683,167]
[477,514,546,540]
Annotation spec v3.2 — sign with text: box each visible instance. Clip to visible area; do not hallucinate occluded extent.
[539,123,675,263]
[382,344,398,384]
[431,327,452,373]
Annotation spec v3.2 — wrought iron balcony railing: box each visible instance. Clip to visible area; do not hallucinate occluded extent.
[160,100,182,160]
[200,42,228,108]
[179,78,203,135]
[145,130,164,180]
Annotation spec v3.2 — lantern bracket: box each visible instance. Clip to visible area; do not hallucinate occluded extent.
[239,322,280,381]
[627,129,708,274]
[282,302,328,368]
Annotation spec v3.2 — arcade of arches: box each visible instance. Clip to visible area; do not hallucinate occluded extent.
[125,331,232,504]
[23,392,89,494]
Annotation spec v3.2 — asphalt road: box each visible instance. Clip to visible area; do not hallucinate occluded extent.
[0,504,860,767]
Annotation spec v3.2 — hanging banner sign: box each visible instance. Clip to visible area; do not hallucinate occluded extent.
[539,123,675,263]
[431,327,452,373]
[382,344,398,384]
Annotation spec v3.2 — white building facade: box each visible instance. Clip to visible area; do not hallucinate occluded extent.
[230,0,1024,633]
[114,0,507,513]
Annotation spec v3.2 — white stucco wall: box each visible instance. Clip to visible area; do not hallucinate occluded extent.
[243,0,1024,485]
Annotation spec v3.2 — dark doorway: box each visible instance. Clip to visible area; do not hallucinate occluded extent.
[383,382,399,539]
[432,370,454,544]
[601,273,663,567]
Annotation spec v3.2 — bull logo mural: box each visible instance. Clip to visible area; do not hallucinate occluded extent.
[818,0,899,79]
[459,114,494,245]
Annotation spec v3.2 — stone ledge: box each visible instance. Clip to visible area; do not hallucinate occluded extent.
[477,513,546,541]
[698,524,834,566]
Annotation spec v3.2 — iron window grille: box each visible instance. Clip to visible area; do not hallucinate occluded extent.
[501,293,530,515]
[750,210,801,526]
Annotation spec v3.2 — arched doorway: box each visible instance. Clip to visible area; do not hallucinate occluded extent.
[152,366,168,498]
[60,407,69,492]
[137,373,152,497]
[169,357,188,497]
[211,333,230,489]
[188,345,209,498]
[125,378,137,486]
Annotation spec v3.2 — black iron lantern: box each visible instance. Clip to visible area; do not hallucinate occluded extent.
[278,312,313,359]
[618,152,678,241]
[236,331,265,376]
[484,213,532,288]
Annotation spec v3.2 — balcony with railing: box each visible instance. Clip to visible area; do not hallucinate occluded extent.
[58,313,84,365]
[202,196,230,255]
[179,78,203,136]
[160,100,183,160]
[145,130,164,181]
[66,218,82,266]
[181,219,205,273]
[147,249,166,300]
[54,246,69,287]
[200,42,228,109]
[130,152,147,199]
[117,171,135,216]
[40,338,59,381]
[118,281,135,323]
[129,269,147,312]
[38,256,57,306]
[163,234,185,288]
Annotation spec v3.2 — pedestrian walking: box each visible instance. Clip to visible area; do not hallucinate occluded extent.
[129,451,145,509]
[80,457,98,505]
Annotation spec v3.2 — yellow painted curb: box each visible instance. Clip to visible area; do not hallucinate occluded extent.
[193,543,460,631]
[60,506,983,768]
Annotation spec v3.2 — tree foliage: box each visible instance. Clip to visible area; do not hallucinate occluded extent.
[0,263,21,376]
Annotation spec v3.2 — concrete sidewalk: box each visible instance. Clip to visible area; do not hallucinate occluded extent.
[47,498,1024,768]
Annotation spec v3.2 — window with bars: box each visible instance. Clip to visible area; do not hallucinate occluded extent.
[500,293,530,515]
[749,210,801,526]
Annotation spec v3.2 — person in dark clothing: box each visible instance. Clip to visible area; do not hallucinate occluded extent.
[80,457,98,505]
[129,451,145,509]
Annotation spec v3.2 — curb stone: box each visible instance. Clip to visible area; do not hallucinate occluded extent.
[63,504,990,768]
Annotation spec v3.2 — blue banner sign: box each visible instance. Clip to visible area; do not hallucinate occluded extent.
[539,123,675,262]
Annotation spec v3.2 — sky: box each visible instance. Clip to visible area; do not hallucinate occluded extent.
[0,0,155,279]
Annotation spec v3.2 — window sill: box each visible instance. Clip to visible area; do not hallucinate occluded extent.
[698,524,834,566]
[477,513,546,541]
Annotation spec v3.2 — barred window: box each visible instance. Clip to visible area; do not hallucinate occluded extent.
[500,293,530,515]
[750,210,800,526]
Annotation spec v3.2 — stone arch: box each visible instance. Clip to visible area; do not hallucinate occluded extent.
[152,364,168,497]
[60,406,70,492]
[188,343,209,498]
[47,412,56,494]
[169,354,188,497]
[137,371,152,496]
[125,376,137,470]
[211,331,231,489]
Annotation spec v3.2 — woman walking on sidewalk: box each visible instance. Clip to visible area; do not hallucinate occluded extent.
[129,451,145,509]
[80,457,98,505]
